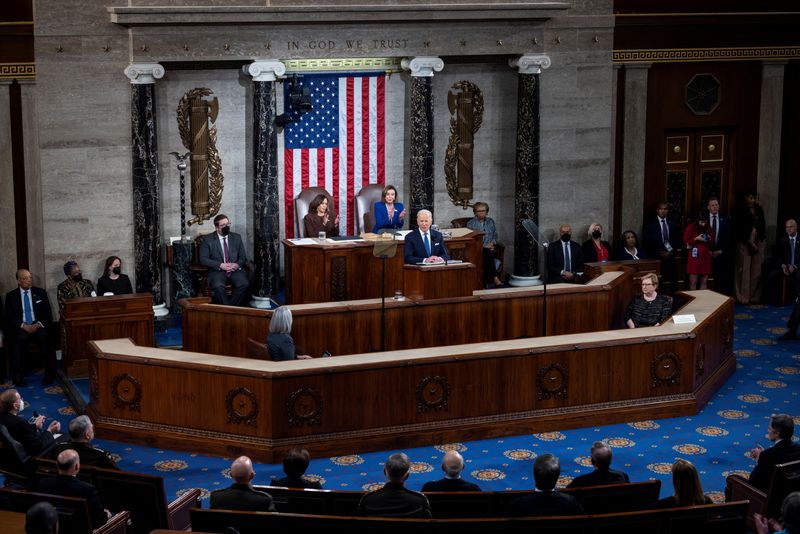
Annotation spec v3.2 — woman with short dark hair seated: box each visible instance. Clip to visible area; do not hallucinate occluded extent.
[266,307,312,361]
[271,448,323,489]
[625,273,672,328]
[657,459,712,508]
[616,230,644,261]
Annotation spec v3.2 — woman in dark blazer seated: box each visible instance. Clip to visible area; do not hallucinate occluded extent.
[96,256,133,295]
[625,273,672,328]
[581,222,611,263]
[266,307,312,361]
[303,194,339,238]
[657,459,712,508]
[616,230,644,261]
[372,184,405,233]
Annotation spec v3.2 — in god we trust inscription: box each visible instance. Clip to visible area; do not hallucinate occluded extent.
[286,39,410,51]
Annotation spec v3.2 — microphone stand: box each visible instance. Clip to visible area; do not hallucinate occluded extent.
[541,242,549,337]
[372,235,398,352]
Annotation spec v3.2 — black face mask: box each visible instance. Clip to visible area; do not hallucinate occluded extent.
[112,267,121,275]
[72,273,83,282]
[591,230,602,239]
[220,225,231,236]
[561,233,571,243]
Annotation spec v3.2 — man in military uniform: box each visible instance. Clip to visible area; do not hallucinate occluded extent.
[358,452,431,518]
[53,415,118,469]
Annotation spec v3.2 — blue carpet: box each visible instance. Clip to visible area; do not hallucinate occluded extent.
[4,302,798,506]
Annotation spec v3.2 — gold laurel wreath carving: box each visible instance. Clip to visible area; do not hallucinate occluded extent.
[444,80,483,208]
[176,88,224,226]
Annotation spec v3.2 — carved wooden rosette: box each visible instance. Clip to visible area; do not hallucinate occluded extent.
[285,387,322,427]
[537,363,568,400]
[225,387,259,426]
[651,352,682,388]
[416,376,450,413]
[330,256,347,301]
[110,373,142,412]
[695,343,706,378]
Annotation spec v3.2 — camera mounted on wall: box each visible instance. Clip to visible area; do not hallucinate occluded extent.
[276,73,313,128]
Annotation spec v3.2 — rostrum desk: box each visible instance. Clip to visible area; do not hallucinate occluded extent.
[282,230,484,303]
[90,290,734,462]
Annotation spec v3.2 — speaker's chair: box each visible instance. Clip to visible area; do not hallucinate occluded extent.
[294,187,334,238]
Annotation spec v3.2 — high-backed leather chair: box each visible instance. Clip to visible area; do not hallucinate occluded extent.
[294,187,334,238]
[355,184,385,234]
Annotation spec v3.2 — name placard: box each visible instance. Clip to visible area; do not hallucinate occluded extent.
[672,314,697,324]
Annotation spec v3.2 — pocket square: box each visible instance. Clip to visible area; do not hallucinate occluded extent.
[35,299,43,304]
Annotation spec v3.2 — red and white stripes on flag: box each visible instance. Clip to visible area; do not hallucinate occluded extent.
[283,72,385,238]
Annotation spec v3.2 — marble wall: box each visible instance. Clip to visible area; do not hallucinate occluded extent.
[0,84,18,297]
[30,0,614,309]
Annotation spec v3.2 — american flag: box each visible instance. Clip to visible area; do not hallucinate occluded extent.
[283,72,386,237]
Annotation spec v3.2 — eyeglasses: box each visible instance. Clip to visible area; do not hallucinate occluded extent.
[641,282,654,286]
[474,209,487,213]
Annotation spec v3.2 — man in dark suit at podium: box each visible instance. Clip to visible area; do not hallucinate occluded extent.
[404,210,449,264]
[547,224,583,283]
[4,269,56,386]
[199,214,250,307]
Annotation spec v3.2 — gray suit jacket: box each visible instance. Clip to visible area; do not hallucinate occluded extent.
[199,232,248,272]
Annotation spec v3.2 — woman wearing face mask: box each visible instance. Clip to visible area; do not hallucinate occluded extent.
[581,223,611,263]
[56,260,95,314]
[96,256,133,295]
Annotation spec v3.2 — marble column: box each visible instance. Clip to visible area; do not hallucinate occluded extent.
[619,63,651,238]
[757,61,786,247]
[125,63,165,305]
[509,54,550,281]
[244,60,286,308]
[401,56,443,228]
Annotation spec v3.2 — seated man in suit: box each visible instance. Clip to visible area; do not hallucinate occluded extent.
[210,456,275,511]
[0,388,62,457]
[53,415,119,470]
[421,450,481,492]
[546,224,583,283]
[271,447,322,489]
[4,269,57,386]
[37,449,109,528]
[748,413,800,491]
[25,501,59,534]
[510,454,584,516]
[199,214,250,307]
[404,210,449,264]
[359,452,431,518]
[567,441,630,488]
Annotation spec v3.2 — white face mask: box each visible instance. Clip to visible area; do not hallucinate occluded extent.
[17,397,24,414]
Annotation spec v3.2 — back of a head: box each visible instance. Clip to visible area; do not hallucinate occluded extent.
[269,307,292,334]
[590,442,612,470]
[0,389,17,413]
[56,449,79,475]
[68,415,91,441]
[672,459,705,506]
[772,413,795,440]
[533,454,560,492]
[26,501,59,534]
[442,451,464,478]
[230,456,254,484]
[782,491,800,534]
[385,453,411,483]
[283,448,311,478]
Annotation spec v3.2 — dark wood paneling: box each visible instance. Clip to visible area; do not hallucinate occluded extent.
[181,267,635,358]
[643,61,761,218]
[283,232,484,304]
[92,291,734,462]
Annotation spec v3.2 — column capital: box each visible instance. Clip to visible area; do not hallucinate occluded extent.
[509,55,551,75]
[243,60,286,82]
[401,56,444,77]
[124,63,165,84]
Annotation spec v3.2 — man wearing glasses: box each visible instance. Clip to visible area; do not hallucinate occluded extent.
[199,214,250,306]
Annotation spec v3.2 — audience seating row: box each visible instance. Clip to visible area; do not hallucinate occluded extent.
[34,458,200,534]
[725,458,800,532]
[259,480,662,517]
[189,500,750,534]
[0,487,129,534]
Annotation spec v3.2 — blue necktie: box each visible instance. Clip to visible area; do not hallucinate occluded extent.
[660,218,669,244]
[564,243,571,272]
[791,237,796,267]
[23,290,33,324]
[424,232,431,256]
